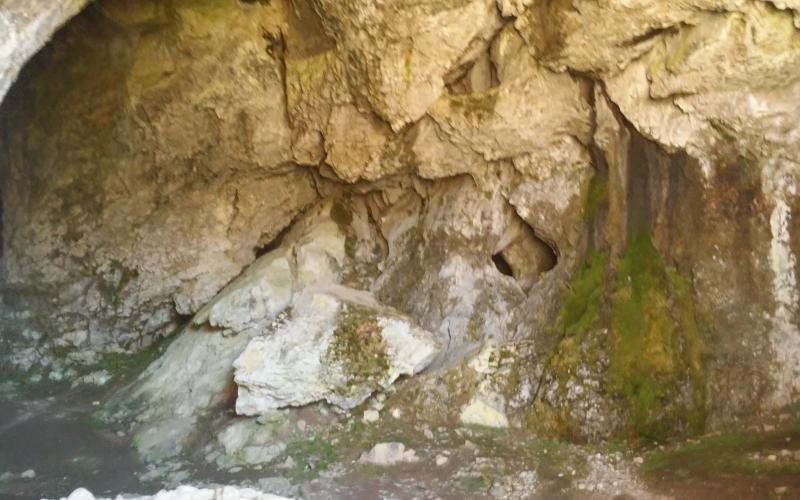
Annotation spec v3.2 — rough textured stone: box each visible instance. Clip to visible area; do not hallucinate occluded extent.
[315,0,502,130]
[0,0,318,360]
[234,288,440,414]
[3,0,800,449]
[0,0,89,103]
[359,442,420,466]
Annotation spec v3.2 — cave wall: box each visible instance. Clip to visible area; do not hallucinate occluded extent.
[1,0,800,438]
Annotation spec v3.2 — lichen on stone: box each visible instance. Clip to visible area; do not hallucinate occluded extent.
[327,304,390,395]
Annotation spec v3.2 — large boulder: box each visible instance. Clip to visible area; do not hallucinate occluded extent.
[234,288,440,414]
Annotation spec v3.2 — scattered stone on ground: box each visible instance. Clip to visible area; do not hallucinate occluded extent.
[359,442,420,466]
[57,486,290,500]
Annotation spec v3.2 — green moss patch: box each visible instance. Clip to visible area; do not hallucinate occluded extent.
[643,429,800,481]
[608,232,706,440]
[547,232,706,441]
[583,170,609,221]
[328,305,390,394]
[95,333,174,381]
[278,434,337,481]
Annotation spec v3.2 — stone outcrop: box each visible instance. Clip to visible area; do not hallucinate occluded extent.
[234,288,439,414]
[2,0,800,450]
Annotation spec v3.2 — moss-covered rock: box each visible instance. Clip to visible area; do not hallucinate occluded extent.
[537,232,706,441]
[328,304,390,395]
[607,232,706,440]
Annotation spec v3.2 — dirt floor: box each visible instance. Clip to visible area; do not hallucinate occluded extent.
[1,380,799,500]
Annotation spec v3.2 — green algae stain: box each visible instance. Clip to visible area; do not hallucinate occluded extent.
[608,232,706,440]
[583,169,609,222]
[546,232,707,441]
[279,434,337,481]
[643,425,800,482]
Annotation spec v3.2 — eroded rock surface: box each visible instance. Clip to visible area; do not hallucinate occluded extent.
[2,0,800,464]
[234,289,439,414]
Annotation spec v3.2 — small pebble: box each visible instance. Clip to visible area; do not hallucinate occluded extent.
[20,470,35,479]
[763,424,776,433]
[767,454,778,461]
[390,408,402,419]
[362,410,380,423]
[297,420,306,432]
[423,428,434,440]
[633,457,644,465]
[229,467,242,473]
[774,486,788,496]
[435,455,448,466]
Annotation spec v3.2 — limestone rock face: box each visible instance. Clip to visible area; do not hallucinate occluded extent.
[114,245,296,460]
[110,200,349,459]
[429,26,592,169]
[315,0,502,130]
[0,0,318,360]
[3,0,800,447]
[515,0,744,75]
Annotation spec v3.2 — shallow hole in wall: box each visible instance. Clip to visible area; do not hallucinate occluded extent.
[254,223,293,258]
[445,50,500,95]
[492,252,514,277]
[493,222,558,292]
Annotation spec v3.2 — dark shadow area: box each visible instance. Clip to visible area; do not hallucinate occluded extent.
[492,251,514,277]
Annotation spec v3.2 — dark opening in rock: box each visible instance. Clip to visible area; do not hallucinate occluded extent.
[254,223,292,258]
[492,252,515,277]
[444,50,500,95]
[493,220,558,292]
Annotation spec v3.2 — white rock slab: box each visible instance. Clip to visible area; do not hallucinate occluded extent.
[460,395,509,429]
[57,486,291,500]
[234,289,440,415]
[359,442,420,466]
